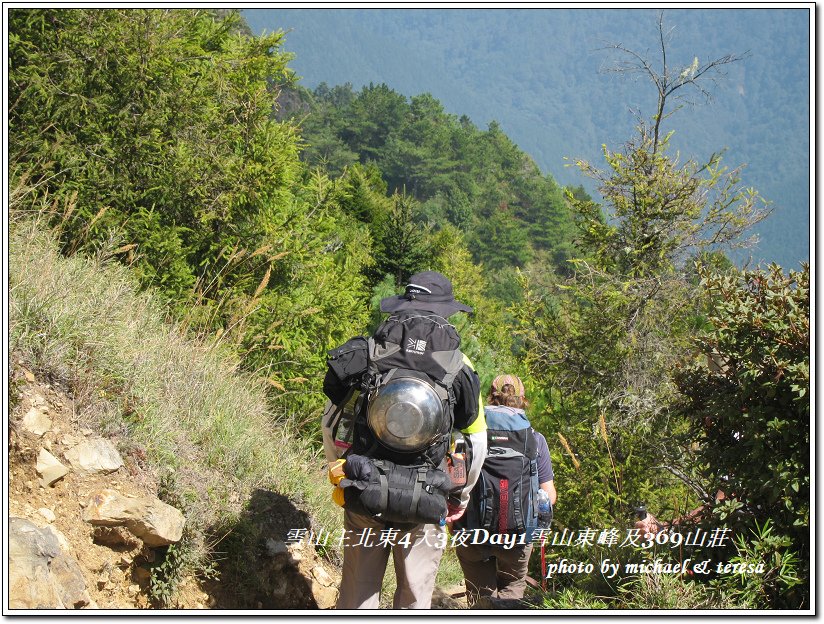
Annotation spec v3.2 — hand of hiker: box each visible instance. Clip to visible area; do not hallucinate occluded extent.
[635,512,664,539]
[445,501,466,523]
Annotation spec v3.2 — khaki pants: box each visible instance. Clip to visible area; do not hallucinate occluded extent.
[336,509,446,609]
[455,542,534,606]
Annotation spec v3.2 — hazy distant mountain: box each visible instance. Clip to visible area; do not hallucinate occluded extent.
[244,8,811,269]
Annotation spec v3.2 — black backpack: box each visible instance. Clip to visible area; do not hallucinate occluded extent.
[323,313,466,525]
[352,312,466,467]
[455,405,539,537]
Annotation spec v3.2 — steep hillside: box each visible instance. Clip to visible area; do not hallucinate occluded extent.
[8,218,342,610]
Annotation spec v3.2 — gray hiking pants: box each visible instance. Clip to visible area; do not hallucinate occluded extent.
[455,542,534,606]
[336,509,446,609]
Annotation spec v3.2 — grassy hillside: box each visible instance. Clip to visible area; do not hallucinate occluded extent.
[8,205,343,604]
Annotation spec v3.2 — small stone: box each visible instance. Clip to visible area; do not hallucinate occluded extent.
[21,367,36,382]
[286,542,303,559]
[265,539,287,557]
[128,584,140,596]
[61,434,79,448]
[22,407,52,437]
[83,489,185,546]
[119,555,133,566]
[36,449,70,487]
[37,508,56,523]
[310,580,339,609]
[134,567,151,583]
[80,428,93,436]
[312,565,334,587]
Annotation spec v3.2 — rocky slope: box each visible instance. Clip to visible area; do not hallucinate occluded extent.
[7,361,341,610]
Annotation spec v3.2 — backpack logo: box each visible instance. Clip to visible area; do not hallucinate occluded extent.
[406,338,427,354]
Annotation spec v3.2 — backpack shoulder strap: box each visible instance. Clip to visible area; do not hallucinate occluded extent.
[430,348,465,388]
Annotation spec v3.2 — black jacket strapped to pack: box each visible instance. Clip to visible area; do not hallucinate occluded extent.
[339,454,453,524]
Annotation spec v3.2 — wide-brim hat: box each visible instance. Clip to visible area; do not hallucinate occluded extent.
[380,271,473,317]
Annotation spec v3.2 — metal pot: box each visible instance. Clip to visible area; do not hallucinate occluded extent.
[367,377,444,452]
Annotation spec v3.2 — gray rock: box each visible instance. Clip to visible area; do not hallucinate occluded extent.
[9,517,92,609]
[82,489,185,547]
[64,439,124,475]
[36,449,70,487]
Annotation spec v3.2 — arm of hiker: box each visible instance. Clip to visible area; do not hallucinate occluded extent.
[635,512,665,538]
[449,362,486,518]
[535,432,557,505]
[541,480,557,507]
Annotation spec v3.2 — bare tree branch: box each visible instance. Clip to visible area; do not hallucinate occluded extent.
[602,10,748,153]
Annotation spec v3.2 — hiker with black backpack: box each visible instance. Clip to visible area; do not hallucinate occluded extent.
[321,271,487,609]
[452,374,556,606]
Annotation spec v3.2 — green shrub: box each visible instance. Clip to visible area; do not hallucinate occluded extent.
[677,263,809,608]
[711,520,803,609]
[616,572,738,610]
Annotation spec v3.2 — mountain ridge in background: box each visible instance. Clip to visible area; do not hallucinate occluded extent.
[244,7,811,269]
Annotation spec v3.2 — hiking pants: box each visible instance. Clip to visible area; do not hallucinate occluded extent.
[336,509,446,609]
[455,542,533,606]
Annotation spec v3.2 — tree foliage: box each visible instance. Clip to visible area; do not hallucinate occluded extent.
[677,263,809,607]
[283,82,578,284]
[8,8,372,417]
[514,17,770,529]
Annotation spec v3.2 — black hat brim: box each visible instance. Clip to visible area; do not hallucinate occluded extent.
[379,295,473,317]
